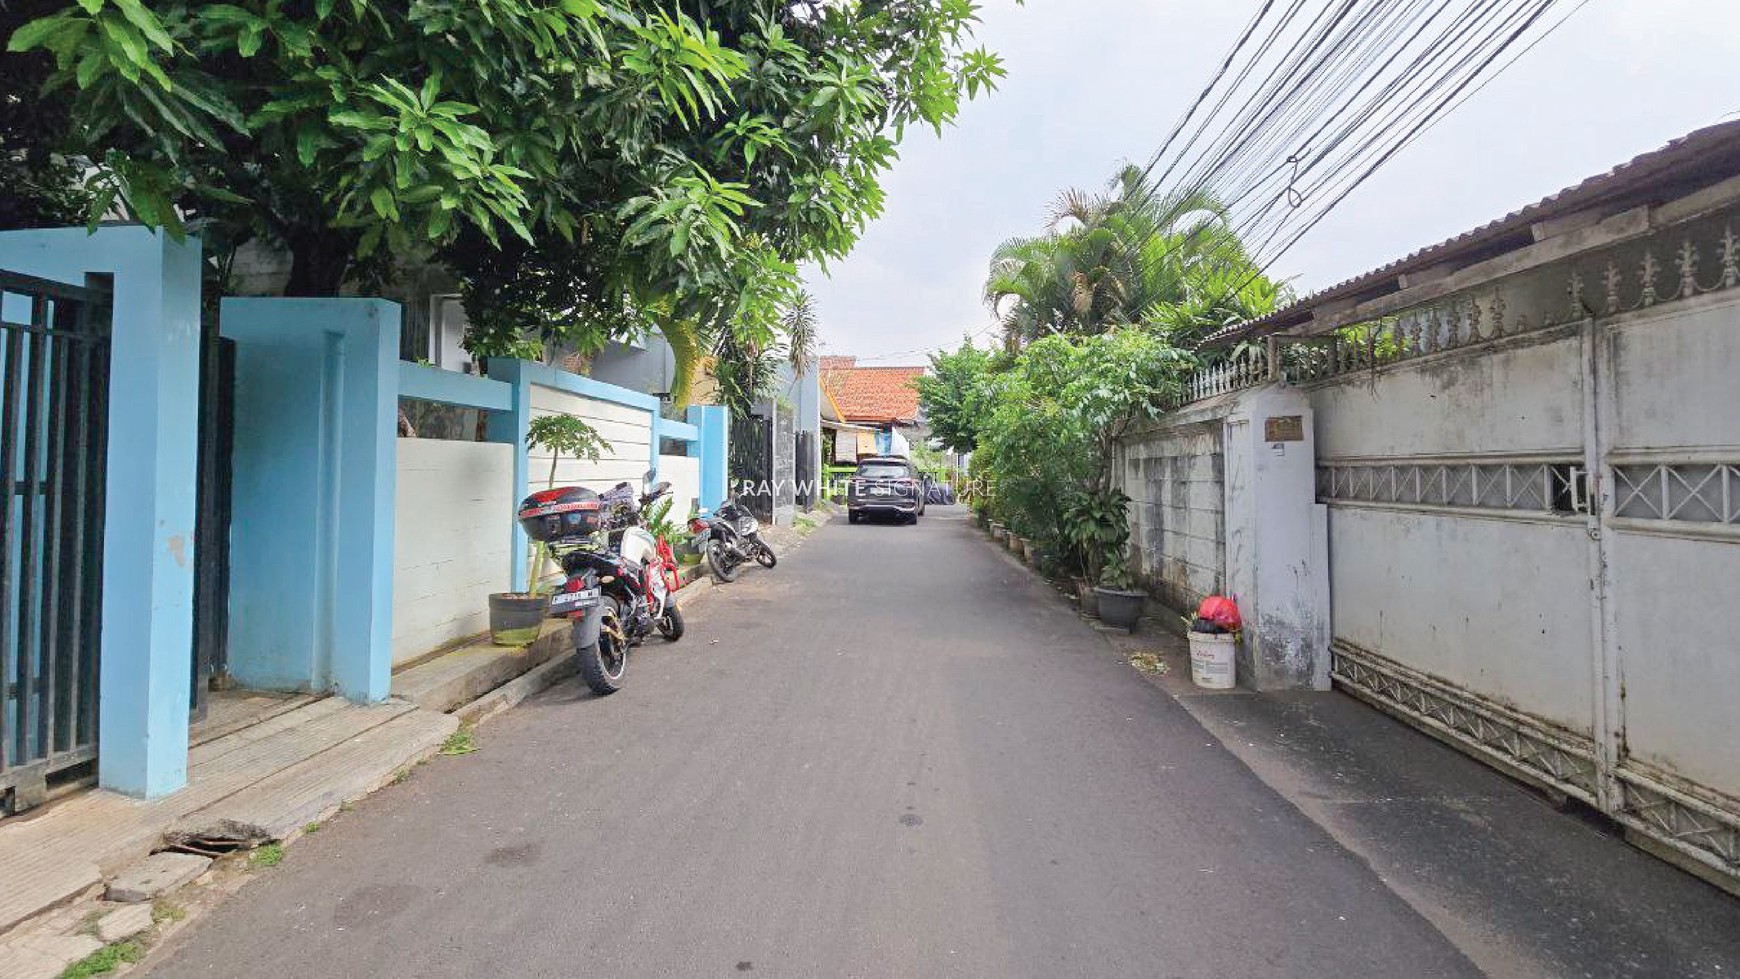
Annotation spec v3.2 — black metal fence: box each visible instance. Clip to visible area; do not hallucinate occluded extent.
[730,413,773,521]
[0,270,111,810]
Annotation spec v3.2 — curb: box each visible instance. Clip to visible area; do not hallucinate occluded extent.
[450,514,826,727]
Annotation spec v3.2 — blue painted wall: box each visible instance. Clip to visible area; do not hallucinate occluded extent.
[222,299,398,702]
[0,226,202,798]
[688,405,729,511]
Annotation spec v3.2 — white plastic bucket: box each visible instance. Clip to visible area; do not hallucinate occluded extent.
[1189,633,1238,690]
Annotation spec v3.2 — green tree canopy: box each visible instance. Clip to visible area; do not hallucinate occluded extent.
[7,0,1009,358]
[913,337,994,455]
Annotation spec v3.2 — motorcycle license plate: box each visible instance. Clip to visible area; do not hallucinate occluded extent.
[550,587,601,609]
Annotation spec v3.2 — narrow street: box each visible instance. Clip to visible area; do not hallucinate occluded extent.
[145,511,1479,978]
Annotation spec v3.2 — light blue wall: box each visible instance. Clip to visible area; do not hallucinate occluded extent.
[688,406,729,511]
[0,226,202,799]
[222,299,398,702]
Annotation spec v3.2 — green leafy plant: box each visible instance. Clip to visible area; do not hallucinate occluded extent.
[60,938,145,979]
[522,414,606,594]
[7,1,1012,372]
[1098,549,1137,591]
[644,495,679,545]
[248,843,284,869]
[439,730,479,756]
[1063,487,1131,583]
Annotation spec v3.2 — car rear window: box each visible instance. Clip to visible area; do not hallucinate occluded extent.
[856,462,910,479]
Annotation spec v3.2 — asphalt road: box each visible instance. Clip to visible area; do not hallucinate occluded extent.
[147,510,1478,979]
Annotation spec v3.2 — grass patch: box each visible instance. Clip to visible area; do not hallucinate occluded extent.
[439,730,478,756]
[1127,652,1169,676]
[302,821,321,834]
[59,939,145,979]
[151,901,186,925]
[248,843,284,869]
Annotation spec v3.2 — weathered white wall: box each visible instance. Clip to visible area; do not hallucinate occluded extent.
[1602,294,1740,799]
[1309,332,1594,731]
[660,454,702,524]
[528,384,652,493]
[391,439,514,665]
[1119,407,1228,612]
[1117,385,1330,691]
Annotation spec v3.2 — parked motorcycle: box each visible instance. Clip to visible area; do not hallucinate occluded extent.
[689,494,775,583]
[516,473,684,695]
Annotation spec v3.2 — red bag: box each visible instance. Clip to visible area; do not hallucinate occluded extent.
[1197,596,1242,633]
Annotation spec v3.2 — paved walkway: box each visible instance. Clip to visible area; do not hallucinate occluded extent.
[141,512,1733,978]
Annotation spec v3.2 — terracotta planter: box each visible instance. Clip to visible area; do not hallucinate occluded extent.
[1009,535,1025,557]
[489,592,549,646]
[1024,545,1041,568]
[1094,587,1145,632]
[990,523,1008,542]
[1075,578,1100,617]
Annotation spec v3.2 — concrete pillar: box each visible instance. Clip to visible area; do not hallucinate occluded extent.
[0,227,203,798]
[483,358,533,591]
[221,299,398,702]
[1222,385,1332,691]
[687,405,729,511]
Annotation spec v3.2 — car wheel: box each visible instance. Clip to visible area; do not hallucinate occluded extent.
[848,511,861,525]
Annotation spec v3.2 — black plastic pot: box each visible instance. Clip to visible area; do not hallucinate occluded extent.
[1094,587,1145,632]
[489,592,549,646]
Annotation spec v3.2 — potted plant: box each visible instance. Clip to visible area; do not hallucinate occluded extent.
[490,414,605,645]
[1094,550,1146,632]
[1075,577,1100,617]
[1063,487,1130,620]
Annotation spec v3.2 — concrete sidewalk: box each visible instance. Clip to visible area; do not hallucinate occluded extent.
[0,507,829,977]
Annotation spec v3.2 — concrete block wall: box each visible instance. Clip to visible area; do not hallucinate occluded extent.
[528,385,653,492]
[391,439,514,664]
[1120,417,1226,612]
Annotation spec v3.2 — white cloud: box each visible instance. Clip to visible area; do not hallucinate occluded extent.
[804,0,1740,360]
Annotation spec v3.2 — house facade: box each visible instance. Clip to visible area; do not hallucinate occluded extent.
[818,357,928,462]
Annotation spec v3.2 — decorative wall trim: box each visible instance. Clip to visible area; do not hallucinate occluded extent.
[1330,642,1600,802]
[1334,641,1740,890]
[1612,463,1740,527]
[1614,766,1740,876]
[1318,461,1581,514]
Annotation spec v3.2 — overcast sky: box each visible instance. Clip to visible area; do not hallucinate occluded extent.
[802,0,1740,365]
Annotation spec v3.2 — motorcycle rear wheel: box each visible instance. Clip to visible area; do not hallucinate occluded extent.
[707,539,740,583]
[576,600,627,695]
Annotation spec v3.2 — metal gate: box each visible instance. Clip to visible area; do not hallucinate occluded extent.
[730,413,773,521]
[0,271,111,811]
[191,333,235,719]
[796,430,816,509]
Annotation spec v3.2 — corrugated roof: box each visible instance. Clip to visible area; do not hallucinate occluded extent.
[1207,119,1740,345]
[821,364,925,426]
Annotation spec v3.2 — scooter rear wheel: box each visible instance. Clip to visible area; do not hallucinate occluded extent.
[658,604,685,641]
[707,539,739,583]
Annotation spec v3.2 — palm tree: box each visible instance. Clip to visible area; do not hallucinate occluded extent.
[983,166,1278,349]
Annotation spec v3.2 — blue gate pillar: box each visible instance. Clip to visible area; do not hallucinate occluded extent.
[688,405,729,510]
[0,226,203,798]
[220,299,398,702]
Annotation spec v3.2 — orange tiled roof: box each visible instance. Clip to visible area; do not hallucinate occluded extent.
[821,363,925,426]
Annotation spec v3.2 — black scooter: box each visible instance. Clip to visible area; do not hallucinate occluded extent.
[688,495,776,583]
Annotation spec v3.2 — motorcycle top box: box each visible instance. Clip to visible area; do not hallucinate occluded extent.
[517,485,606,542]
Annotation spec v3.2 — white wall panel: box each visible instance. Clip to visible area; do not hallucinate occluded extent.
[392,439,514,665]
